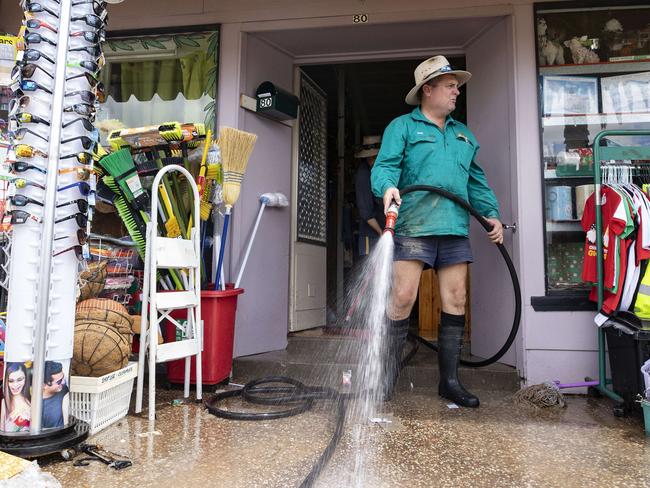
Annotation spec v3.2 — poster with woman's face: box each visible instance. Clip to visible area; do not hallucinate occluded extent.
[1,362,32,433]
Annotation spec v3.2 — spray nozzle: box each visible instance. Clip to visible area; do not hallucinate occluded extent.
[383,202,399,235]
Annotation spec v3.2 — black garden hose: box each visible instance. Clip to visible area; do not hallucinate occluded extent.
[204,377,348,488]
[205,185,522,486]
[398,185,521,368]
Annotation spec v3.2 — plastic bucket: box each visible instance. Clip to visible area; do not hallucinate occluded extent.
[643,400,650,436]
[166,287,244,385]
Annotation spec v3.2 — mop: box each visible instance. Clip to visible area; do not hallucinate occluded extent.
[234,192,288,288]
[214,127,257,290]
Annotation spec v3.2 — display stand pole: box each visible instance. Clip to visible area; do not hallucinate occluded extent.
[30,0,73,434]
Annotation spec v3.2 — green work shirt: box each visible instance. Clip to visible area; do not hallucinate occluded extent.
[371,107,500,237]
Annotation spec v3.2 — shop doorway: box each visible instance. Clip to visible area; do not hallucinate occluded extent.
[238,15,518,365]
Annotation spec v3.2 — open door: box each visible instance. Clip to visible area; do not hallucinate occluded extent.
[289,70,328,332]
[465,17,518,366]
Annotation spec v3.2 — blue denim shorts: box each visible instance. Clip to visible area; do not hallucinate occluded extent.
[394,235,473,270]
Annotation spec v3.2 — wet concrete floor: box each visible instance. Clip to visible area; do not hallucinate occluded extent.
[41,386,650,488]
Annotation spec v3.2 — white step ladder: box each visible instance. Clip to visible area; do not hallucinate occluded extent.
[135,165,202,421]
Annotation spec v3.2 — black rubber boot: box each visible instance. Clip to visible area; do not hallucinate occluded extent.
[383,317,409,401]
[438,312,479,408]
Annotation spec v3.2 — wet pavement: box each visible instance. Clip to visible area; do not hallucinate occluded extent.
[40,386,650,488]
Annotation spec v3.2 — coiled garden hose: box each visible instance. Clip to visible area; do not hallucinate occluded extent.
[398,184,521,368]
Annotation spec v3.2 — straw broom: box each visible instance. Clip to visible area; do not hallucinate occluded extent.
[214,127,257,290]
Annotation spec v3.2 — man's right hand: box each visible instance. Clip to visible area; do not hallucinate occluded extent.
[383,187,401,214]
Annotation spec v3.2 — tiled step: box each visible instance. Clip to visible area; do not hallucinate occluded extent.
[232,334,520,392]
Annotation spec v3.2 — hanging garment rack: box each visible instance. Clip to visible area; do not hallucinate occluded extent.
[593,129,650,404]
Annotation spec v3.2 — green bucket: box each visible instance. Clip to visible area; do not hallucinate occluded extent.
[643,400,650,436]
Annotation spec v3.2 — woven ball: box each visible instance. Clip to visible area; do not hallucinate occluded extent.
[78,261,107,301]
[76,298,133,337]
[72,320,130,377]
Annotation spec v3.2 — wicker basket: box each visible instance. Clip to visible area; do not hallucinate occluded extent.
[69,362,137,435]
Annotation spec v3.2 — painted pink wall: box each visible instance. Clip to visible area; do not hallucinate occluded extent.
[465,16,518,367]
[228,34,293,357]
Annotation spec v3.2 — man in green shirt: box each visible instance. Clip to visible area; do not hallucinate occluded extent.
[371,55,503,407]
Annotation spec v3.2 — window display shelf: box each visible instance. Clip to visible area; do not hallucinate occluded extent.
[543,113,650,127]
[544,169,593,180]
[539,60,650,76]
[546,221,583,232]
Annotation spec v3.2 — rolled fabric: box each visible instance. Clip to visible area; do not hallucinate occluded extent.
[576,184,595,220]
[546,185,573,221]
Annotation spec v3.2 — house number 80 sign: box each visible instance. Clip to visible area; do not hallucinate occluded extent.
[353,14,368,23]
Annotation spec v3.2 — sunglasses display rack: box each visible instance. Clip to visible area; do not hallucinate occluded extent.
[0,0,106,451]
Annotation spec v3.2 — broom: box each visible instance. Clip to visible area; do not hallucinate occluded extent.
[99,149,150,211]
[214,127,257,290]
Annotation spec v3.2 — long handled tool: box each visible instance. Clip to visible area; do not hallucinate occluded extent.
[214,127,257,290]
[234,192,288,288]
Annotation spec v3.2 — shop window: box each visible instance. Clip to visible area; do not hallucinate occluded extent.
[98,29,219,132]
[535,2,650,300]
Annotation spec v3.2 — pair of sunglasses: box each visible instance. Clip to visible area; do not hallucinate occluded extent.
[12,62,53,81]
[56,211,88,228]
[67,59,100,73]
[8,209,42,224]
[22,48,55,65]
[10,127,48,142]
[15,80,53,96]
[59,181,94,196]
[11,111,50,126]
[14,143,48,158]
[53,243,88,260]
[61,135,98,151]
[23,18,58,34]
[67,71,102,88]
[72,0,107,18]
[55,227,89,246]
[11,161,46,174]
[69,44,102,57]
[61,151,94,164]
[63,103,95,118]
[25,2,59,18]
[8,94,48,116]
[65,90,96,104]
[71,13,105,29]
[70,30,103,44]
[24,31,57,47]
[63,117,95,131]
[9,194,43,207]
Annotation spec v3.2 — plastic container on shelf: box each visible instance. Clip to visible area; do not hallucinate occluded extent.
[604,326,650,410]
[69,362,138,435]
[166,286,244,385]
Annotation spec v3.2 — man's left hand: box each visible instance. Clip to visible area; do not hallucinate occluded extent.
[485,218,503,244]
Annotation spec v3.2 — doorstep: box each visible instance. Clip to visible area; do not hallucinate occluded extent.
[232,330,520,392]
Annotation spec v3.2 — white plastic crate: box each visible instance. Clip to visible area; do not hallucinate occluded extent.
[69,362,138,435]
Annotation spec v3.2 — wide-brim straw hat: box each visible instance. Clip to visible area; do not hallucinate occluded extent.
[405,55,471,106]
[355,135,381,159]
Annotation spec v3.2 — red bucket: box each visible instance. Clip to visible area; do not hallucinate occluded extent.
[166,286,244,385]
